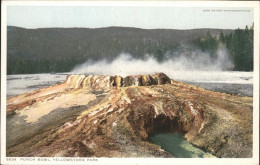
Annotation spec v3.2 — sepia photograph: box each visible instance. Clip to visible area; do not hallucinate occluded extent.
[1,1,259,165]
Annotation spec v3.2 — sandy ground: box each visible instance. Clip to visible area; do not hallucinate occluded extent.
[6,74,253,158]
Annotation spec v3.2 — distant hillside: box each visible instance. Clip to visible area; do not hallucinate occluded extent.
[7,26,234,74]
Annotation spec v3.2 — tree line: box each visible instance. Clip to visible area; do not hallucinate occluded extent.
[193,24,253,71]
[7,26,253,74]
[223,24,254,71]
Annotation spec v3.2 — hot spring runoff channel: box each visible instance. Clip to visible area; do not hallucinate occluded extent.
[149,133,215,158]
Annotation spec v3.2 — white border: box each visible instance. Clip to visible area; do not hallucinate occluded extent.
[1,1,260,7]
[253,2,259,162]
[1,1,259,165]
[1,2,7,165]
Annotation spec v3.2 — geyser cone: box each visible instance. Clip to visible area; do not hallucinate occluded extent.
[6,73,252,158]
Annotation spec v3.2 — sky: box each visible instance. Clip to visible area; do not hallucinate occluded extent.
[7,6,254,29]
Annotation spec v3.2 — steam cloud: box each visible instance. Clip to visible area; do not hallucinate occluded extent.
[71,45,234,77]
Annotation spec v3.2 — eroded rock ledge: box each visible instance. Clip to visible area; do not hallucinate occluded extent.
[6,73,253,158]
[65,73,171,89]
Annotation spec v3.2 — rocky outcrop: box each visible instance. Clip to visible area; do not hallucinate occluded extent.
[6,73,253,158]
[65,73,171,90]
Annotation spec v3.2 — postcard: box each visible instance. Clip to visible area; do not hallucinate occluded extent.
[1,1,259,165]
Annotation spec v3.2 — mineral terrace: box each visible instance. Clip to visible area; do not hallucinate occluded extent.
[6,73,253,157]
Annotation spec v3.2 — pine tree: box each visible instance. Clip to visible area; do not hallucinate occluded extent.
[226,24,254,71]
[219,31,225,43]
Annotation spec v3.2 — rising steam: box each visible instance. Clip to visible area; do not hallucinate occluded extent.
[71,44,234,77]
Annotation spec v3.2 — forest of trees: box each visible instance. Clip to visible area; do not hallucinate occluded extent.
[7,57,80,74]
[223,24,254,71]
[7,26,253,74]
[193,31,219,58]
[193,24,254,71]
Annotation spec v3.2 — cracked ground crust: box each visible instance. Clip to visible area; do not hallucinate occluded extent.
[6,75,252,158]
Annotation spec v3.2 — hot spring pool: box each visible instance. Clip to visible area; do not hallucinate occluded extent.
[149,133,215,158]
